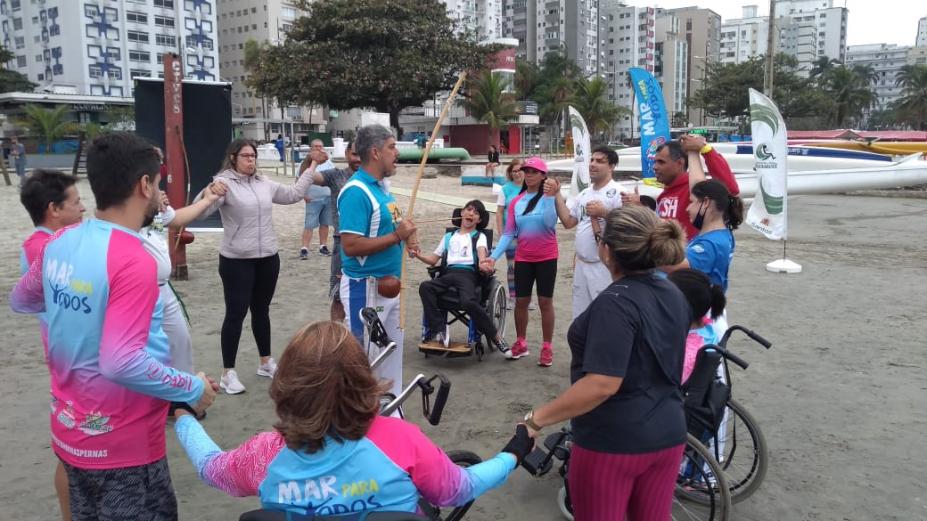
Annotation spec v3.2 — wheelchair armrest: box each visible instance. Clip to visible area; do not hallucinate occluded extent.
[426,266,444,279]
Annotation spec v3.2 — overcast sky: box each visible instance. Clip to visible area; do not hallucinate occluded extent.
[623,0,923,47]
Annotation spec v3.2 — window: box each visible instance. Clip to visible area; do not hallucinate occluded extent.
[129,50,150,62]
[31,16,38,24]
[89,65,103,78]
[128,30,149,43]
[131,69,151,78]
[16,55,26,67]
[13,18,23,30]
[155,34,176,46]
[14,36,24,49]
[11,0,21,10]
[153,0,173,7]
[154,15,174,28]
[126,11,147,24]
[35,54,42,62]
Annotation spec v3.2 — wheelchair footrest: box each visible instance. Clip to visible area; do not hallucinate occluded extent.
[419,341,472,355]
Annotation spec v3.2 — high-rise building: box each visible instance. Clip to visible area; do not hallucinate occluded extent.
[502,0,599,75]
[443,0,504,40]
[217,0,324,139]
[720,2,848,73]
[846,43,910,115]
[0,0,218,97]
[600,1,656,138]
[917,16,927,47]
[665,6,721,127]
[655,12,688,125]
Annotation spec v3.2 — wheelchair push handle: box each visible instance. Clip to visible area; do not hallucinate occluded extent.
[423,374,451,426]
[706,344,749,370]
[719,325,773,350]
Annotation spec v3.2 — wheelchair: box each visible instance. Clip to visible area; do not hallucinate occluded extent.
[418,208,507,361]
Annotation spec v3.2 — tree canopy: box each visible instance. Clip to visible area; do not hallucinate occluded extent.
[893,64,927,130]
[251,0,498,130]
[458,71,518,146]
[0,46,37,93]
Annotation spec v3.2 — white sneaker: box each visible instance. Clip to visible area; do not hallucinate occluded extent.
[220,370,246,394]
[257,357,277,378]
[528,300,537,310]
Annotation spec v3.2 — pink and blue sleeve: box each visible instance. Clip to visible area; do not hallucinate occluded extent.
[175,415,283,496]
[492,199,520,260]
[371,419,516,507]
[98,234,203,403]
[10,240,47,314]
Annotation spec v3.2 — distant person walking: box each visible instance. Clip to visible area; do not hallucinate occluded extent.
[274,134,285,162]
[10,136,26,187]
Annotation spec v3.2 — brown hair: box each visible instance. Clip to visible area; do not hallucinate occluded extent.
[269,321,386,453]
[602,205,686,273]
[505,158,523,181]
[221,138,258,172]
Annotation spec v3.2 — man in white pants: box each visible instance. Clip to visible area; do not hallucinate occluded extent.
[548,146,623,318]
[338,124,417,398]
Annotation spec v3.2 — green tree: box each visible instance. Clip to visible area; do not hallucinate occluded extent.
[672,111,688,127]
[514,59,541,100]
[20,105,74,151]
[253,0,497,130]
[0,45,37,93]
[820,65,875,127]
[102,105,135,131]
[458,71,518,147]
[894,64,927,130]
[243,38,269,139]
[572,76,627,141]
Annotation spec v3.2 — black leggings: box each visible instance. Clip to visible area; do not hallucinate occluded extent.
[218,254,280,368]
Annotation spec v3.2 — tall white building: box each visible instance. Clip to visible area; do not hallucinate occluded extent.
[0,0,218,97]
[506,0,597,75]
[443,0,504,40]
[846,43,910,114]
[720,1,848,74]
[917,16,927,47]
[655,12,688,122]
[600,1,656,138]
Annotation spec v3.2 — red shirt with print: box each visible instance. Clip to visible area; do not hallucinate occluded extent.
[657,148,739,241]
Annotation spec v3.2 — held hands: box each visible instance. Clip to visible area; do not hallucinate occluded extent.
[680,134,707,152]
[191,372,219,416]
[395,219,417,241]
[585,200,607,219]
[620,185,641,206]
[204,181,228,202]
[502,424,535,465]
[479,258,495,273]
[543,177,561,197]
[308,149,329,164]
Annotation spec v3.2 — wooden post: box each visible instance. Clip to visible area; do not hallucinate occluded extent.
[163,53,189,280]
[398,72,468,331]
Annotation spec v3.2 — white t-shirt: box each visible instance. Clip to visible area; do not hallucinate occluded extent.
[434,230,488,267]
[141,206,176,285]
[569,180,623,262]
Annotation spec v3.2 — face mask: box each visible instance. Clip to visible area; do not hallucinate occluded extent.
[692,201,709,230]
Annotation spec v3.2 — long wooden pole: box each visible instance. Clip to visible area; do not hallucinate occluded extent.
[398,71,467,331]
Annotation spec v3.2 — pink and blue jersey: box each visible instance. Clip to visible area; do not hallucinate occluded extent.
[20,226,53,275]
[10,219,204,469]
[492,192,558,263]
[175,415,515,516]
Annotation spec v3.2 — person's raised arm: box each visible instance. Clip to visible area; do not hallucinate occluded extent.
[491,202,518,261]
[688,150,706,192]
[169,182,228,230]
[174,413,284,497]
[702,146,739,195]
[191,178,228,218]
[545,177,578,229]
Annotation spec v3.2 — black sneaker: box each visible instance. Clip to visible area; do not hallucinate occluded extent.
[299,247,309,260]
[495,338,513,359]
[319,245,332,256]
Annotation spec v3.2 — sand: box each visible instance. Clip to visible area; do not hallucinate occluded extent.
[1,168,925,521]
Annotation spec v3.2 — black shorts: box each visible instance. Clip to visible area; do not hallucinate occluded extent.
[514,259,557,298]
[61,457,178,521]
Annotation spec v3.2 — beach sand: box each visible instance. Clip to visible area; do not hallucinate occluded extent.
[1,167,925,521]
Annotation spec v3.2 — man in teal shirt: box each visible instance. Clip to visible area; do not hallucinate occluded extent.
[338,124,416,397]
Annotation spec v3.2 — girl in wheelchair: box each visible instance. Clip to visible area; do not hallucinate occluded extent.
[410,200,510,356]
[667,268,726,384]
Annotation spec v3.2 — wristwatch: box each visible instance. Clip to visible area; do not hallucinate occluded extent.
[524,410,543,432]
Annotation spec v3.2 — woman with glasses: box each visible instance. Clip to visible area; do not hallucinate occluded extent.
[486,156,559,367]
[195,139,323,395]
[494,158,524,307]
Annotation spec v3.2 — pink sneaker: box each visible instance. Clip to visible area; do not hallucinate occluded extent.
[538,343,553,367]
[508,338,529,360]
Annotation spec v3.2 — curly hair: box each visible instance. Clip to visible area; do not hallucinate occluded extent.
[269,321,387,453]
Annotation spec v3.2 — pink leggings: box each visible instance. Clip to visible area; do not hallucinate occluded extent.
[569,443,685,521]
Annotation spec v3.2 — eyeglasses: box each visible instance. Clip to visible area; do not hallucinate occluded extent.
[237,153,257,159]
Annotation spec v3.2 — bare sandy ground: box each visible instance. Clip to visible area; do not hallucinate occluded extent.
[1,167,925,521]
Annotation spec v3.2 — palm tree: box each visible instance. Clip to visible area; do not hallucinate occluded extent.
[821,66,874,128]
[21,104,73,152]
[458,71,519,148]
[809,56,840,80]
[514,59,540,101]
[572,76,627,142]
[894,64,927,130]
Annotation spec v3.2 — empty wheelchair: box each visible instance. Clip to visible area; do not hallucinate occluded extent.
[418,207,507,361]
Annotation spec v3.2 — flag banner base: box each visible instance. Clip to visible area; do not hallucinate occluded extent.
[766,258,802,274]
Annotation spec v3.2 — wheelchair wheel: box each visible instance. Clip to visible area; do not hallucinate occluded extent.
[556,486,574,520]
[420,450,482,521]
[712,399,768,503]
[486,280,507,341]
[673,434,732,521]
